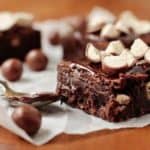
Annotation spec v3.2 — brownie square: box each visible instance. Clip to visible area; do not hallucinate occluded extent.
[56,59,150,122]
[0,25,41,63]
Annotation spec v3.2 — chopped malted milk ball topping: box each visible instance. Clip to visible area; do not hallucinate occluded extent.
[102,55,127,74]
[100,51,110,60]
[118,11,150,35]
[85,43,101,63]
[144,49,150,63]
[105,40,125,55]
[117,11,141,34]
[116,94,131,105]
[103,55,127,69]
[14,12,34,26]
[119,11,139,29]
[99,38,150,75]
[130,39,149,59]
[0,12,15,31]
[87,19,104,33]
[134,20,150,35]
[101,24,120,38]
[115,20,130,34]
[119,11,138,23]
[87,7,116,32]
[0,12,34,31]
[120,50,136,67]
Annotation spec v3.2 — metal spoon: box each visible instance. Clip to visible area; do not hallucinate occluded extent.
[0,80,28,98]
[0,80,59,108]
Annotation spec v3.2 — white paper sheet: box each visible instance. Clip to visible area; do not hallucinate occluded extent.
[0,7,150,146]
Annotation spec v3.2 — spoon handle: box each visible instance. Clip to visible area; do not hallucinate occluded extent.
[9,92,59,103]
[0,80,60,108]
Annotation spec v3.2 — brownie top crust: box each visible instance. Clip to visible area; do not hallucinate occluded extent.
[65,59,149,79]
[85,39,150,76]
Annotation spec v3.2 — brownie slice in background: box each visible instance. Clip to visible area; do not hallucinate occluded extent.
[0,12,41,63]
[49,7,150,61]
[56,39,150,122]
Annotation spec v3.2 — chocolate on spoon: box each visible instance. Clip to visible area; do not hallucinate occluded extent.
[0,80,59,108]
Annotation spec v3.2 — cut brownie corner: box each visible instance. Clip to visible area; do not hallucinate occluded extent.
[56,60,150,122]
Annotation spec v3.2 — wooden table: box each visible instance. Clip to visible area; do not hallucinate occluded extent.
[0,0,150,149]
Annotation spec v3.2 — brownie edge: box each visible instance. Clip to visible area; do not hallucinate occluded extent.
[57,61,150,122]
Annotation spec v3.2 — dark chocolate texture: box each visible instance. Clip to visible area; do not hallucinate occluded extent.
[57,60,150,122]
[0,25,41,63]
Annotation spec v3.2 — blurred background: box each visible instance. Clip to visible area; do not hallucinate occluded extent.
[0,0,149,20]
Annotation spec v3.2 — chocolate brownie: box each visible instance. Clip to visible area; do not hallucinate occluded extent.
[0,12,41,63]
[56,39,150,122]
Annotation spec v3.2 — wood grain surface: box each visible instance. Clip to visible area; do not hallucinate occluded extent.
[0,0,149,20]
[0,0,150,150]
